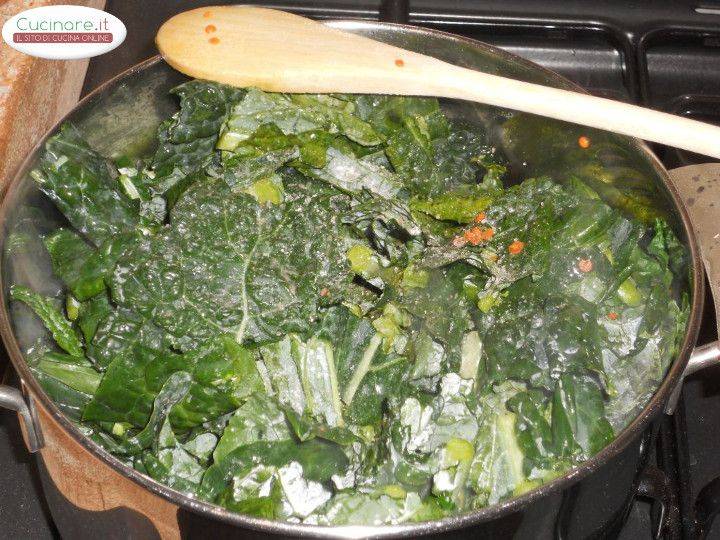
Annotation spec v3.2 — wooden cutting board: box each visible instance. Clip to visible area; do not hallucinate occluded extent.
[0,0,106,191]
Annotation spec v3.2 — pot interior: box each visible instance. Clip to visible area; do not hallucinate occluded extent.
[0,20,699,534]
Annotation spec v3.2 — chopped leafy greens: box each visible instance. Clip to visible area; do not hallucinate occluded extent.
[12,81,688,526]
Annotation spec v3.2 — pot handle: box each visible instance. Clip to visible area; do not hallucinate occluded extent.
[664,165,720,414]
[666,342,720,414]
[0,384,44,452]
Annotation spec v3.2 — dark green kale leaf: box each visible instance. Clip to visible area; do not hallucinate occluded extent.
[27,350,102,421]
[402,127,497,198]
[83,335,262,432]
[602,221,689,429]
[44,229,133,301]
[216,479,284,519]
[343,194,424,266]
[468,382,531,506]
[299,146,405,200]
[44,229,104,300]
[30,125,139,246]
[604,310,685,431]
[170,336,263,429]
[151,80,245,180]
[289,94,384,146]
[110,175,352,347]
[387,268,472,373]
[128,371,193,452]
[212,393,292,462]
[141,451,202,495]
[218,90,403,199]
[354,94,451,196]
[352,95,447,138]
[259,333,344,428]
[506,389,554,472]
[552,374,614,458]
[256,306,407,434]
[86,307,167,369]
[647,218,687,279]
[472,178,597,285]
[353,95,504,197]
[32,351,101,396]
[316,305,408,426]
[10,285,84,357]
[83,343,182,428]
[478,277,608,391]
[344,355,408,427]
[354,94,449,191]
[221,147,297,189]
[30,367,94,422]
[75,294,112,345]
[218,89,382,150]
[140,416,207,495]
[218,124,331,194]
[131,81,245,221]
[199,438,349,502]
[410,184,495,224]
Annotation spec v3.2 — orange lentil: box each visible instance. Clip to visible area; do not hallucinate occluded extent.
[205,24,217,33]
[578,136,591,149]
[578,258,593,273]
[508,240,525,255]
[608,312,619,320]
[474,212,486,223]
[395,58,404,67]
[209,37,220,44]
[203,10,212,18]
[463,227,484,245]
[464,226,494,246]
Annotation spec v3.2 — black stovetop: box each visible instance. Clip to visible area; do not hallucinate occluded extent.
[3,1,720,538]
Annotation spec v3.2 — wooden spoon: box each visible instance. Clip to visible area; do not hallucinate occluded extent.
[157,6,720,159]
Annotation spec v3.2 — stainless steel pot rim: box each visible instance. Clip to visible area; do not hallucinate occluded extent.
[0,19,705,538]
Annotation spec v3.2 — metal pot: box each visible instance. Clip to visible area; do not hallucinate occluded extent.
[1,20,719,540]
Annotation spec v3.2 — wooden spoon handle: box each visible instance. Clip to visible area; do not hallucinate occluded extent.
[421,65,720,159]
[157,6,720,159]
